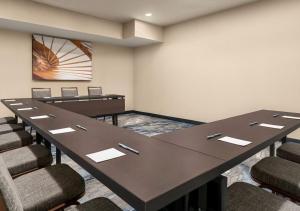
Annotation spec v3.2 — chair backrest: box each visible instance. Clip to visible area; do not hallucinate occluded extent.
[0,156,23,211]
[31,88,51,99]
[61,87,78,97]
[88,86,102,97]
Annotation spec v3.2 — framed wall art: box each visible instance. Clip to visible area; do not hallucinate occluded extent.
[32,34,92,81]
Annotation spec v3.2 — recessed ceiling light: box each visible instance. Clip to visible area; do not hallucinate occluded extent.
[145,13,152,17]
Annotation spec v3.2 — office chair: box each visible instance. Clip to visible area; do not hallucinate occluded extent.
[0,157,85,211]
[61,87,79,97]
[31,88,51,98]
[88,86,102,97]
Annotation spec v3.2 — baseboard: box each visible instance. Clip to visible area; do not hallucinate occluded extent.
[122,110,204,125]
[121,110,135,114]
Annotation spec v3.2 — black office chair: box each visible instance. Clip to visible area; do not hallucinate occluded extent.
[277,142,300,164]
[227,182,299,210]
[251,157,300,202]
[2,144,53,178]
[61,87,79,97]
[31,88,52,99]
[0,157,85,211]
[0,130,33,153]
[88,86,102,97]
[0,117,17,125]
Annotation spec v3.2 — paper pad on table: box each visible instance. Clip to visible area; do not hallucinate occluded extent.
[86,148,125,163]
[17,108,33,111]
[282,116,300,120]
[30,115,49,120]
[259,123,284,129]
[218,136,252,146]
[10,103,23,106]
[49,127,75,134]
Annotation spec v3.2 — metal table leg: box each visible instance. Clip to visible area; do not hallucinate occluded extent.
[269,143,275,156]
[207,175,227,211]
[36,133,43,145]
[159,176,226,211]
[112,114,118,126]
[22,121,26,129]
[184,194,189,211]
[56,148,61,164]
[281,136,287,144]
[44,139,51,150]
[187,185,207,211]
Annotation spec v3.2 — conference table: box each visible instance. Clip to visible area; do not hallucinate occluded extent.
[38,94,125,125]
[154,110,298,170]
[2,97,300,211]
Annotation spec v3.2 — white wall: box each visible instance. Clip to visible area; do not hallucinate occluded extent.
[133,0,300,137]
[1,0,300,137]
[0,29,134,116]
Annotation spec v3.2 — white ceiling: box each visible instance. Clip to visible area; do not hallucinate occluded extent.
[33,0,259,26]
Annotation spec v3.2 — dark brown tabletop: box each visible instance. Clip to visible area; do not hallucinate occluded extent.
[4,98,300,211]
[2,98,227,211]
[36,94,125,122]
[154,110,300,168]
[49,97,125,117]
[37,94,125,102]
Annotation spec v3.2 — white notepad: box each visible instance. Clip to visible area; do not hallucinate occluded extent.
[259,123,284,129]
[218,136,252,146]
[282,115,300,120]
[86,148,126,163]
[17,107,33,111]
[10,103,23,106]
[30,115,49,120]
[49,127,75,134]
[4,99,16,102]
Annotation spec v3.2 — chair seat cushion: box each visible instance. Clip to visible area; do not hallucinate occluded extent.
[0,124,23,135]
[227,182,299,211]
[277,143,300,164]
[0,131,33,152]
[70,197,121,211]
[0,156,23,211]
[2,144,53,177]
[14,164,85,211]
[0,117,16,125]
[251,157,300,200]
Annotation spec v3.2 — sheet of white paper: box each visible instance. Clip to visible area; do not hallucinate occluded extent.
[43,97,51,99]
[11,102,22,105]
[86,148,125,163]
[17,108,33,111]
[218,136,252,146]
[5,99,16,102]
[259,123,284,129]
[30,115,49,120]
[282,115,300,120]
[49,127,75,134]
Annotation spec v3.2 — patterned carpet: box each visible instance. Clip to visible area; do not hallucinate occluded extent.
[44,113,273,210]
